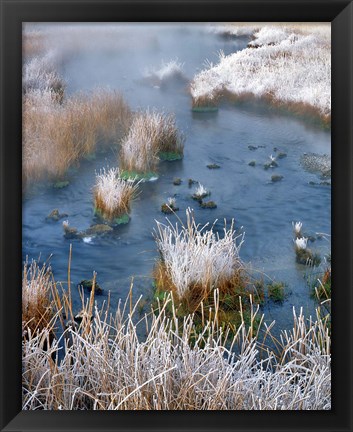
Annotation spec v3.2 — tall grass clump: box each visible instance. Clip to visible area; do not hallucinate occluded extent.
[23,88,132,186]
[152,209,264,320]
[22,259,331,410]
[23,53,66,99]
[191,24,331,123]
[22,260,54,336]
[144,59,185,86]
[93,167,140,223]
[119,110,184,179]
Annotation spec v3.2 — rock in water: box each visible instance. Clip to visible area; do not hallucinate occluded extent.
[78,279,103,295]
[84,224,114,235]
[46,209,68,222]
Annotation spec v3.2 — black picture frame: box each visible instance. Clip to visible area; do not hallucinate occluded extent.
[1,1,352,431]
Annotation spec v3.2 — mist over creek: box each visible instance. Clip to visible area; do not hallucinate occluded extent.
[23,23,331,334]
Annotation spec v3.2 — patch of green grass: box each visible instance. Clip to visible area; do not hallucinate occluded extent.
[94,208,130,225]
[113,214,130,225]
[267,282,286,303]
[53,180,69,189]
[158,152,183,161]
[120,170,158,181]
[191,106,218,113]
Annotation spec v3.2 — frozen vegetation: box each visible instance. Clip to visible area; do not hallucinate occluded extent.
[144,59,185,84]
[21,23,331,411]
[119,110,184,177]
[154,209,244,300]
[192,24,331,121]
[22,260,331,410]
[93,168,140,222]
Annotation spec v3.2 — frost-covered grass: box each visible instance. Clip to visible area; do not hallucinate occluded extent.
[23,52,66,98]
[192,183,210,200]
[22,259,331,410]
[22,260,54,336]
[119,110,184,176]
[93,168,140,221]
[144,59,185,85]
[153,209,245,304]
[192,24,331,122]
[23,88,132,185]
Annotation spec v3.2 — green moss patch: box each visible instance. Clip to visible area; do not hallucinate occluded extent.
[113,214,130,225]
[120,170,159,181]
[159,152,183,161]
[191,106,218,113]
[267,282,286,303]
[94,208,130,226]
[53,180,69,189]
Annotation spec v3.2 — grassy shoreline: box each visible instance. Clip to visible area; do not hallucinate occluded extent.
[22,257,331,410]
[191,23,331,125]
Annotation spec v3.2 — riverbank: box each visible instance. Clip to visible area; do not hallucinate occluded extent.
[191,24,330,125]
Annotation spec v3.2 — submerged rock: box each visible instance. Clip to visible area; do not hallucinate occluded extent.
[248,145,258,151]
[277,152,287,159]
[46,209,68,222]
[188,178,198,187]
[271,174,283,182]
[248,160,256,167]
[206,163,221,169]
[74,310,94,323]
[173,177,182,185]
[300,153,331,178]
[78,279,103,295]
[264,161,278,170]
[200,201,217,209]
[84,224,114,235]
[63,222,80,240]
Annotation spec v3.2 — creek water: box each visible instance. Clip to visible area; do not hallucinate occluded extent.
[23,24,331,332]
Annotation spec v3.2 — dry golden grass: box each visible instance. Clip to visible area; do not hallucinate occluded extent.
[153,260,256,314]
[23,89,132,186]
[119,110,184,175]
[22,255,331,410]
[22,260,54,336]
[93,168,140,221]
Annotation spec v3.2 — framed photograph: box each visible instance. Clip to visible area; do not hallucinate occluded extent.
[1,1,352,431]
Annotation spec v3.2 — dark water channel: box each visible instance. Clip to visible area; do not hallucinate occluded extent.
[23,24,331,333]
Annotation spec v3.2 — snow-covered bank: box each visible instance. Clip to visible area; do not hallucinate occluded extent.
[192,24,330,122]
